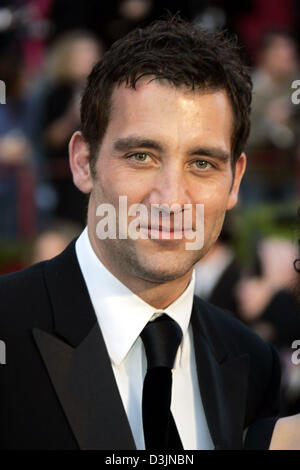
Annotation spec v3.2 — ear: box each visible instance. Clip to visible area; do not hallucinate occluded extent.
[226,153,247,210]
[69,131,93,194]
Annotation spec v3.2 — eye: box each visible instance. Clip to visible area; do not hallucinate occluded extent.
[129,152,151,163]
[193,160,212,170]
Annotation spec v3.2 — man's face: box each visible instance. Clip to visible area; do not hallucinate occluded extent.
[73,79,246,283]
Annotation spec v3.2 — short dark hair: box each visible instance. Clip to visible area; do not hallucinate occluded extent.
[80,16,252,175]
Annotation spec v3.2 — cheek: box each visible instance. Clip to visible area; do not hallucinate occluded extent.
[195,179,231,213]
[95,164,150,209]
[95,160,125,202]
[200,188,229,235]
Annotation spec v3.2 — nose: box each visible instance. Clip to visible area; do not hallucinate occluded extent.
[147,161,192,210]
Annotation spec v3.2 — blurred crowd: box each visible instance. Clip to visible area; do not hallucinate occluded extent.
[0,0,299,416]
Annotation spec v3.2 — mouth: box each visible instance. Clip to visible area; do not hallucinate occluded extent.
[153,225,182,231]
[139,225,194,240]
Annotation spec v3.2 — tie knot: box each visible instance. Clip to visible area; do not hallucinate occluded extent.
[140,315,183,369]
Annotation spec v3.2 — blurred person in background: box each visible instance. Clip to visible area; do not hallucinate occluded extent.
[242,31,300,206]
[29,219,82,264]
[103,0,154,45]
[242,229,300,450]
[35,30,101,226]
[235,0,295,62]
[47,0,155,49]
[0,0,53,79]
[236,236,300,415]
[236,237,299,346]
[0,41,34,240]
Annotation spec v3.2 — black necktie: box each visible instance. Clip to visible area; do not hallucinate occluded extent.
[140,314,184,450]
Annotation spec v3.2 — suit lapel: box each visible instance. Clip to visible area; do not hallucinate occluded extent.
[191,297,249,450]
[33,240,136,450]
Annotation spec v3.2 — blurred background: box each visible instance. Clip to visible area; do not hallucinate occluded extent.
[0,0,299,417]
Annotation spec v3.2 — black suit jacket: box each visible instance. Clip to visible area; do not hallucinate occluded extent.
[0,239,281,450]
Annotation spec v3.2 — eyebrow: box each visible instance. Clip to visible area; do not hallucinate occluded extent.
[112,136,230,162]
[188,146,230,162]
[113,137,165,153]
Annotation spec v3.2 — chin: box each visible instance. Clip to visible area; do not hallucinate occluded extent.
[136,267,188,283]
[129,252,197,283]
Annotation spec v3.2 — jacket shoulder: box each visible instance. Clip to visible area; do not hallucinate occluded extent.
[0,261,53,330]
[0,261,46,298]
[193,295,277,363]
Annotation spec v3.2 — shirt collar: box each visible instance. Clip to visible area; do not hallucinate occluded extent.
[75,227,195,366]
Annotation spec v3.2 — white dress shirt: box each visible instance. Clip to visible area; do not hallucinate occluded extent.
[75,227,213,450]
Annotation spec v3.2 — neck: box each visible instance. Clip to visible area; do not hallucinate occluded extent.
[126,273,193,310]
[87,225,193,310]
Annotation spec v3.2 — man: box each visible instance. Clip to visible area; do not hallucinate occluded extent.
[0,17,281,450]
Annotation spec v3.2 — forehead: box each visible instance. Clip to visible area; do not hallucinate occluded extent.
[106,79,234,150]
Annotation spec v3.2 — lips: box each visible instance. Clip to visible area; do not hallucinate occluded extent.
[140,225,193,232]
